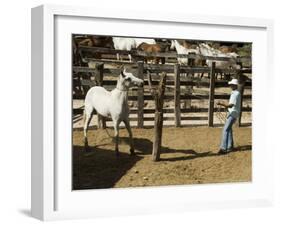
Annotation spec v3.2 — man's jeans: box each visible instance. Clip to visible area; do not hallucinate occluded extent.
[220,115,236,151]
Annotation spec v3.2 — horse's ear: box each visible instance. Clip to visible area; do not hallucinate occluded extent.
[120,66,125,77]
[121,70,125,77]
[120,65,128,77]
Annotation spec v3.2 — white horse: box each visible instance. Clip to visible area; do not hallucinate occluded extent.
[170,40,200,65]
[134,38,156,48]
[112,37,136,62]
[83,67,144,156]
[198,43,240,79]
[112,37,157,62]
[198,43,240,69]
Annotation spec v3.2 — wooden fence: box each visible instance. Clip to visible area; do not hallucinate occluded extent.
[72,46,252,128]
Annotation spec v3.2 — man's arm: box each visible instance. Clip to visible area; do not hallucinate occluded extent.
[218,91,240,108]
[217,101,234,108]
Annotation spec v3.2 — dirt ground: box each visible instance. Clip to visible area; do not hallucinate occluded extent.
[73,126,251,190]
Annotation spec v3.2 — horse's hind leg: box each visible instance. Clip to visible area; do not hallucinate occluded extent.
[83,106,93,151]
[123,119,135,155]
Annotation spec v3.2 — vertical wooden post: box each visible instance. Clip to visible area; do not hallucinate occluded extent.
[152,73,167,161]
[174,64,181,127]
[152,112,162,161]
[96,63,106,129]
[96,63,104,86]
[208,62,216,127]
[137,61,144,128]
[237,73,245,127]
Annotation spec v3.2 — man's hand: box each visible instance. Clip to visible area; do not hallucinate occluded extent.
[217,101,225,107]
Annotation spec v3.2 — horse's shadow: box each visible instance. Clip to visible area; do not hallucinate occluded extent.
[73,144,142,190]
[72,136,152,190]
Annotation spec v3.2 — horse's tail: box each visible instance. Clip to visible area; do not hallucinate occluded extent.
[82,109,85,123]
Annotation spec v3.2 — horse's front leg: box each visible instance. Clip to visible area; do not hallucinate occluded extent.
[128,54,132,62]
[123,119,135,155]
[113,119,121,157]
[83,107,93,152]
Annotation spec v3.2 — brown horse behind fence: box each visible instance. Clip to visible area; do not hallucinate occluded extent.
[137,43,165,64]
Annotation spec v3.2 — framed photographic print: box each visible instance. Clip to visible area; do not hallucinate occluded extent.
[31,4,274,221]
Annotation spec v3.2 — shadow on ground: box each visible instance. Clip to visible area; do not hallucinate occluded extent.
[18,209,31,218]
[73,144,142,190]
[160,145,251,162]
[73,136,251,190]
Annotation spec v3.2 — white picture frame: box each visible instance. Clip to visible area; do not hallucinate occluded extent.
[31,4,274,221]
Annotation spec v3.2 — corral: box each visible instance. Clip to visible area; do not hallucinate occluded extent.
[72,35,252,189]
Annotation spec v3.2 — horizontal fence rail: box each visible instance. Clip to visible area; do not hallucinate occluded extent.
[73,65,252,74]
[73,107,252,115]
[73,93,252,101]
[78,46,252,63]
[78,79,252,89]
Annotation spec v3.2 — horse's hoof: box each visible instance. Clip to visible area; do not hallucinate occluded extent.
[84,139,88,152]
[84,145,90,152]
[130,148,135,156]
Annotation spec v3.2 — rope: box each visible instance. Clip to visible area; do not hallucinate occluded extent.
[104,126,114,139]
[216,105,227,124]
[188,78,228,124]
[182,83,229,125]
[97,125,115,145]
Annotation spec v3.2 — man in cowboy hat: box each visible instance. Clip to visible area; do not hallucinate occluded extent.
[217,78,241,154]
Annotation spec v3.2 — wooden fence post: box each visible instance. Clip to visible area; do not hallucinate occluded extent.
[96,63,106,129]
[147,72,167,161]
[237,73,245,127]
[137,61,144,128]
[174,64,181,127]
[208,62,216,127]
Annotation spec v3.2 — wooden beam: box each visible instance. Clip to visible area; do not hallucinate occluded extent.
[73,107,252,115]
[137,61,144,128]
[237,73,245,127]
[146,78,251,88]
[208,62,216,127]
[151,73,167,161]
[74,64,251,75]
[95,63,106,129]
[78,46,251,63]
[73,93,252,100]
[174,64,181,127]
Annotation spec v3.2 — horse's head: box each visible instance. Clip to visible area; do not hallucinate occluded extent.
[170,40,175,50]
[119,68,144,89]
[199,43,213,56]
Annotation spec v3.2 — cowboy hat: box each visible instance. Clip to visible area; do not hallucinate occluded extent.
[228,78,239,85]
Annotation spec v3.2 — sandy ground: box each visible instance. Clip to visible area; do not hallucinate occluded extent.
[73,126,252,190]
